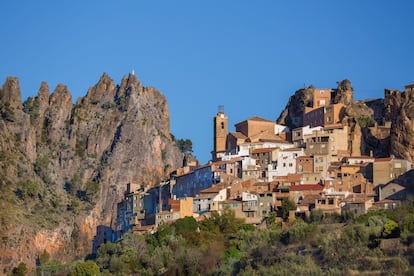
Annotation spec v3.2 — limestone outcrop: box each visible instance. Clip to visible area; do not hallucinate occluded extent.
[0,73,183,272]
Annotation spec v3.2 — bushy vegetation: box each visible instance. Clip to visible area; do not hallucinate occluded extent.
[357,115,376,127]
[61,200,414,275]
[175,138,193,155]
[23,97,40,122]
[0,101,15,122]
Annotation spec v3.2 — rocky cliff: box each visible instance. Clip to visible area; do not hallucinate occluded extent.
[0,73,183,272]
[276,86,314,129]
[277,79,414,161]
[385,88,414,163]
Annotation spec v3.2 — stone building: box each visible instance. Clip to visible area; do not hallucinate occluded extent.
[296,155,314,173]
[212,105,228,161]
[373,157,411,186]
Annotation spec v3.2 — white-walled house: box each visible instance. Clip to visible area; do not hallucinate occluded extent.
[273,148,305,178]
[292,125,323,148]
[275,124,289,135]
[193,183,229,214]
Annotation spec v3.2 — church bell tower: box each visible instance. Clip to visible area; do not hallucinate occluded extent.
[213,105,228,161]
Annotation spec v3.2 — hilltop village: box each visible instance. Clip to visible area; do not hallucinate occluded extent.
[97,83,414,249]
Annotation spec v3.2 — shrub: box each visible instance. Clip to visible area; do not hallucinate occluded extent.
[12,262,27,276]
[23,97,40,122]
[70,260,100,276]
[357,116,375,127]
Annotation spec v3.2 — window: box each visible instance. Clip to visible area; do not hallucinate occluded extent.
[221,122,224,129]
[315,166,323,172]
[328,199,334,205]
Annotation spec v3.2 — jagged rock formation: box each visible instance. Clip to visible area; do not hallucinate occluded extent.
[276,86,313,129]
[0,73,183,272]
[332,79,354,105]
[277,79,414,161]
[385,87,414,163]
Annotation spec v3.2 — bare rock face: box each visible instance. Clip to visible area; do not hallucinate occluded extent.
[276,86,313,129]
[385,88,414,163]
[0,77,22,110]
[332,79,354,105]
[0,73,183,272]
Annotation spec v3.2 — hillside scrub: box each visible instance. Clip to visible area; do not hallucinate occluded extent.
[37,200,414,275]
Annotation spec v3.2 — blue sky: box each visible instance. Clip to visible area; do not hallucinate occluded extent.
[1,1,413,164]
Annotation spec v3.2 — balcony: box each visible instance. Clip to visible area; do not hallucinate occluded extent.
[242,201,258,212]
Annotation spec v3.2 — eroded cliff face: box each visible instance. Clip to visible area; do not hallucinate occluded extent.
[0,73,183,272]
[385,88,414,163]
[276,79,414,160]
[276,86,313,128]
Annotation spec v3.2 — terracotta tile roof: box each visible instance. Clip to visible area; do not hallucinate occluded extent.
[323,124,344,130]
[341,164,362,168]
[229,131,247,139]
[274,175,289,181]
[246,116,275,123]
[221,199,242,204]
[251,147,279,154]
[374,199,400,204]
[281,147,304,152]
[195,194,214,199]
[297,155,313,159]
[290,184,324,191]
[375,157,393,162]
[287,174,301,181]
[200,183,228,193]
[299,194,320,205]
[234,116,275,127]
[258,138,292,144]
[212,157,243,165]
[253,181,270,187]
[241,179,254,188]
[347,156,373,159]
[341,194,372,204]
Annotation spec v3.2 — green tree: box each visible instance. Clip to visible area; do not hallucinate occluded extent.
[281,197,296,221]
[357,116,375,127]
[85,181,99,203]
[39,249,50,266]
[175,139,193,154]
[12,262,28,276]
[172,216,200,245]
[23,97,40,122]
[70,260,100,276]
[201,208,244,238]
[383,219,399,238]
